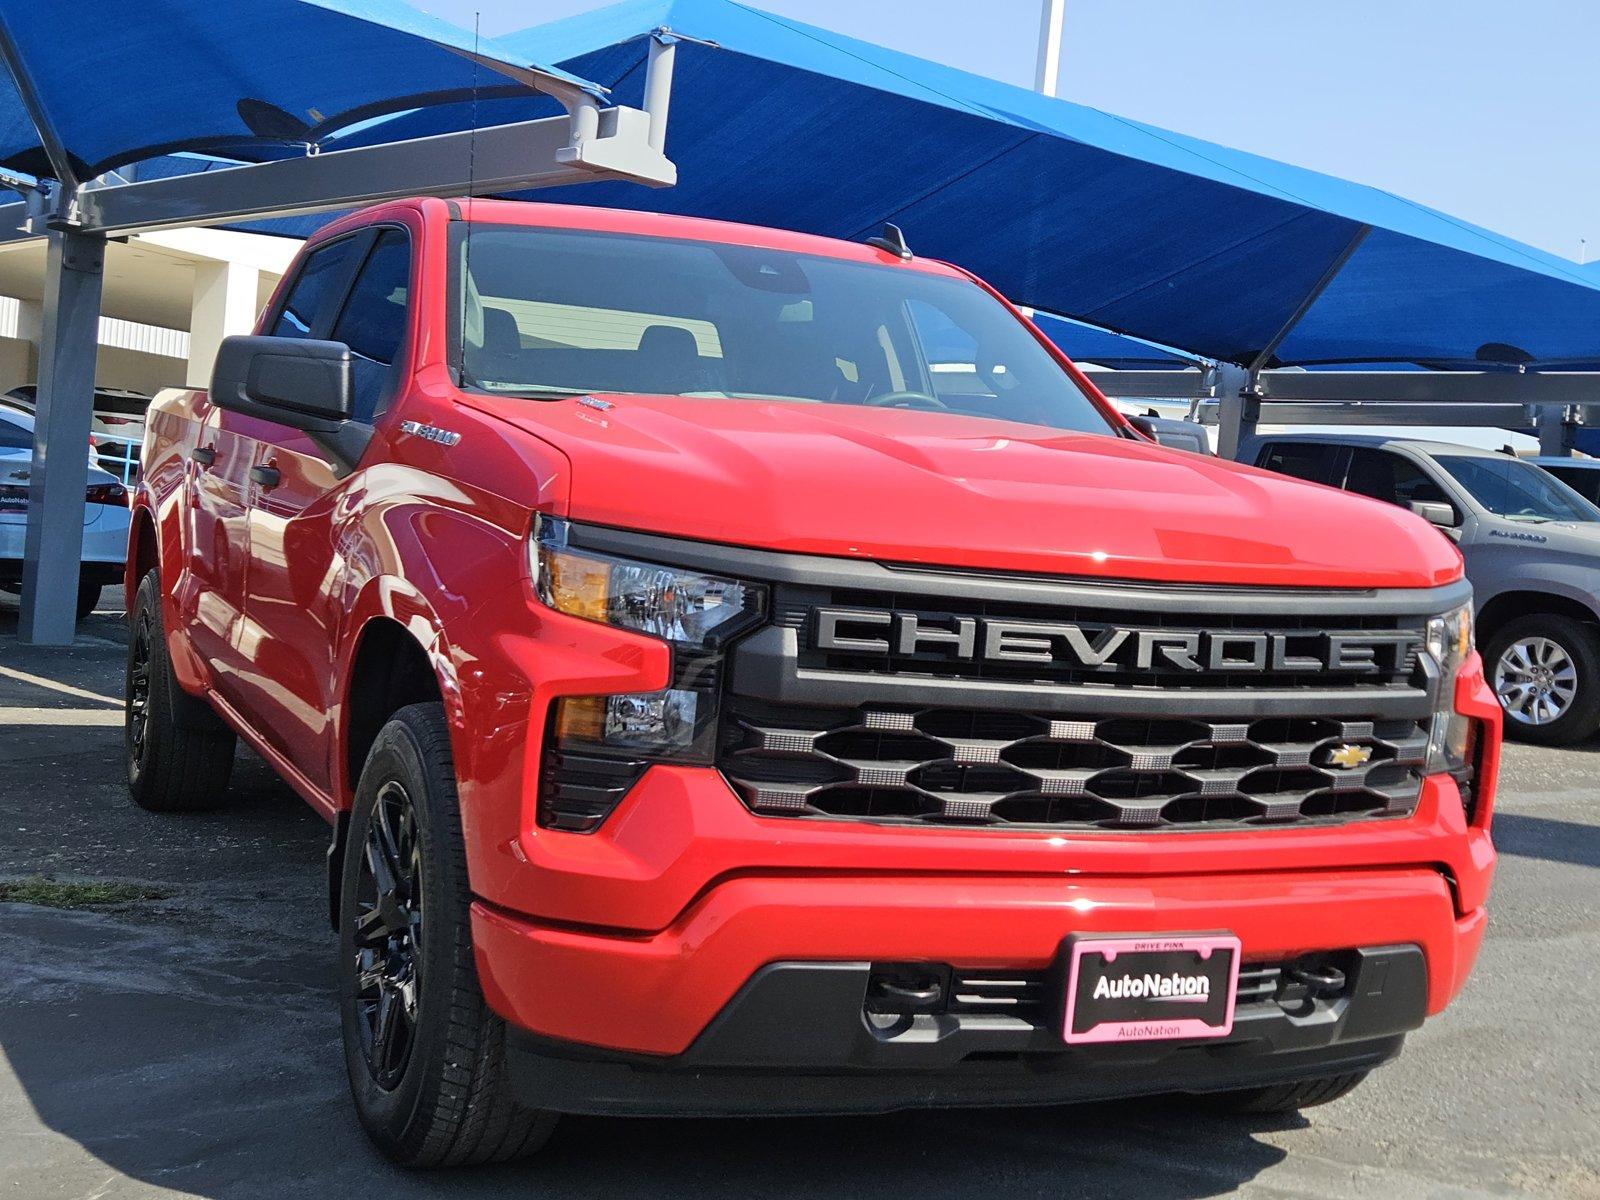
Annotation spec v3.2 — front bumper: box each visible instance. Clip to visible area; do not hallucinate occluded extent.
[499,946,1428,1117]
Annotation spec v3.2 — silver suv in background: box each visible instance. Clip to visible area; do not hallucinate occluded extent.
[1247,433,1600,745]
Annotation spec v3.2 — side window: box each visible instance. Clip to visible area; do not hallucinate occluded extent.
[271,237,362,338]
[1547,466,1600,505]
[1343,448,1449,509]
[1257,442,1341,485]
[330,230,411,422]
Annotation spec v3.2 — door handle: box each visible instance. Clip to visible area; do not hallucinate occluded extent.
[249,464,281,489]
[190,445,216,468]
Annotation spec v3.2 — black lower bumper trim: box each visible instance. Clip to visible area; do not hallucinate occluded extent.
[505,945,1427,1117]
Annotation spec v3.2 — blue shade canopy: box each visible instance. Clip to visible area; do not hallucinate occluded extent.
[322,0,1600,369]
[0,0,601,181]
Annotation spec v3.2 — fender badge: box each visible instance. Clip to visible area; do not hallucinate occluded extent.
[399,420,461,447]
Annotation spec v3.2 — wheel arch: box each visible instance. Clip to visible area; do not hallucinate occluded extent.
[125,501,159,613]
[1477,588,1600,643]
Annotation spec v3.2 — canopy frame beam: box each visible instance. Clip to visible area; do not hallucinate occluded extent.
[1247,224,1371,374]
[0,10,78,194]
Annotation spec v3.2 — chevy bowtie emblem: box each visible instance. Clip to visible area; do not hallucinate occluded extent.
[1325,743,1373,770]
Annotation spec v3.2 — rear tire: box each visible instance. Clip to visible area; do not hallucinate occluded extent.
[338,702,556,1168]
[125,569,235,811]
[1202,1070,1369,1115]
[1484,612,1600,746]
[75,579,102,622]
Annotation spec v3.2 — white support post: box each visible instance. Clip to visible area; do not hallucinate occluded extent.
[188,259,261,387]
[1035,0,1066,97]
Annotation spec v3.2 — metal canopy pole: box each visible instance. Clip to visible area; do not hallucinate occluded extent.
[18,228,104,645]
[1211,362,1255,461]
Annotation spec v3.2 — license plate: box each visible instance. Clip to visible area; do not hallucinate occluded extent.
[1061,934,1241,1045]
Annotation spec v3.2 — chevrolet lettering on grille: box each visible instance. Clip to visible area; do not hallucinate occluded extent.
[812,608,1420,676]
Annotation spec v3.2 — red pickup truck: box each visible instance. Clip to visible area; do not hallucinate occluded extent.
[125,198,1500,1167]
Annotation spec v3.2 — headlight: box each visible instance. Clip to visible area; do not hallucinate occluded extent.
[530,517,767,832]
[530,515,762,650]
[1425,602,1475,773]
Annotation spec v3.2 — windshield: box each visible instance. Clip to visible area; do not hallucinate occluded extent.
[1435,455,1600,523]
[454,226,1115,436]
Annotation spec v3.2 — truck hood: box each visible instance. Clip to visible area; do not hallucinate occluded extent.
[471,394,1462,590]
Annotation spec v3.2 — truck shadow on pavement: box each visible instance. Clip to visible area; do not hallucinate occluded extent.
[1490,811,1600,869]
[1,609,1290,1199]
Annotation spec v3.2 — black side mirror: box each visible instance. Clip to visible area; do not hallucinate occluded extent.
[210,335,370,472]
[1411,500,1462,540]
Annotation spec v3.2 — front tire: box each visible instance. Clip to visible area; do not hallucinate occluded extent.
[126,569,235,811]
[1485,613,1600,745]
[338,702,556,1168]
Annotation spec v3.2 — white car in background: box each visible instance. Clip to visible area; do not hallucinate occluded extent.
[1,384,150,484]
[0,407,129,621]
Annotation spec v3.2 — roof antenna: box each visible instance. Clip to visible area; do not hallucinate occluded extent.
[457,11,483,388]
[866,223,912,260]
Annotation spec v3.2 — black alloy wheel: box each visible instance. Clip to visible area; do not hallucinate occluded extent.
[126,606,154,767]
[352,780,425,1090]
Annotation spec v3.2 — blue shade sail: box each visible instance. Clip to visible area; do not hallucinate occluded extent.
[320,0,1600,369]
[0,0,602,180]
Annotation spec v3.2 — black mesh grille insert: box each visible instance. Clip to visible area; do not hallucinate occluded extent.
[720,700,1427,830]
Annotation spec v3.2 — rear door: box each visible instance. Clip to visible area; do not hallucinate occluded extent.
[237,227,412,792]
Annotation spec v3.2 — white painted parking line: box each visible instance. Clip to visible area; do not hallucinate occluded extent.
[0,707,123,726]
[0,665,122,708]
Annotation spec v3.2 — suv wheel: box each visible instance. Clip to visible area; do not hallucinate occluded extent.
[338,702,556,1167]
[1485,613,1600,745]
[1201,1071,1369,1115]
[126,569,235,811]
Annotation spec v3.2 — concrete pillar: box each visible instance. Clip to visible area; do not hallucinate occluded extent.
[188,259,260,388]
[19,229,105,645]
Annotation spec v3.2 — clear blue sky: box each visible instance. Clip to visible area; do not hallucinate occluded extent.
[409,0,1599,260]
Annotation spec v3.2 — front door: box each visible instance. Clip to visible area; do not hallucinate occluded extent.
[236,226,412,795]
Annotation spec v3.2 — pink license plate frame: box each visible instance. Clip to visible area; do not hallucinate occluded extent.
[1061,934,1242,1046]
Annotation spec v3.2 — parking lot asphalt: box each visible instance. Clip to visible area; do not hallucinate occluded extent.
[2,589,1598,1199]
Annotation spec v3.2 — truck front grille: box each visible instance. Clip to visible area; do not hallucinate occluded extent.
[719,701,1428,830]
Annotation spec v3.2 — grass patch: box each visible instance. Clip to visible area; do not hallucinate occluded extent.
[0,876,172,909]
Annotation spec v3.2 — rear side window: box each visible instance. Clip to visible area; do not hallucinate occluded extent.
[1257,442,1341,485]
[330,230,411,421]
[1343,448,1449,509]
[271,236,362,338]
[1543,464,1600,505]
